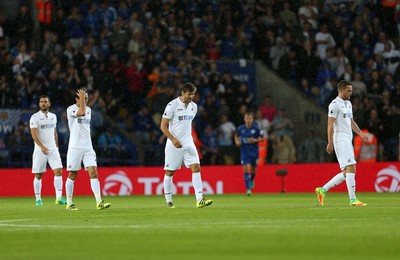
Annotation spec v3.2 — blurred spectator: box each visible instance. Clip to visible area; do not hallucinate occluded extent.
[271,134,296,164]
[367,70,384,96]
[152,70,175,115]
[14,4,33,47]
[36,0,52,40]
[366,108,381,139]
[354,128,378,162]
[278,47,300,85]
[217,113,236,164]
[65,6,85,51]
[315,60,337,106]
[379,104,400,162]
[382,72,396,92]
[269,37,286,71]
[258,95,277,122]
[97,124,124,161]
[7,126,30,163]
[297,128,326,163]
[382,41,400,75]
[0,76,16,106]
[109,16,129,58]
[128,29,146,57]
[373,31,394,55]
[271,108,294,139]
[298,0,319,29]
[279,1,298,30]
[315,23,336,60]
[57,111,69,147]
[351,72,367,98]
[201,124,219,165]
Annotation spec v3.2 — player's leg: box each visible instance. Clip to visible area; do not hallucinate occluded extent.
[32,150,47,206]
[191,164,213,208]
[84,149,110,210]
[48,149,65,204]
[250,158,258,189]
[340,143,366,206]
[65,148,82,210]
[315,172,345,206]
[164,170,175,208]
[345,165,366,206]
[185,144,212,208]
[163,145,183,208]
[34,173,43,206]
[243,163,252,195]
[53,168,66,204]
[66,171,78,210]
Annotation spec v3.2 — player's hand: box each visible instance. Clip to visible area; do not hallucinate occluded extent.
[172,139,182,148]
[77,89,86,98]
[326,143,333,154]
[41,146,49,155]
[361,134,369,143]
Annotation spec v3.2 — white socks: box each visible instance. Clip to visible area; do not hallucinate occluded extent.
[346,173,356,201]
[54,175,63,200]
[192,172,203,202]
[66,178,75,204]
[163,175,173,202]
[90,178,102,202]
[323,172,345,192]
[34,178,42,200]
[164,172,204,203]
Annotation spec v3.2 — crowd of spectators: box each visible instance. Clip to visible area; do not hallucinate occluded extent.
[1,0,399,167]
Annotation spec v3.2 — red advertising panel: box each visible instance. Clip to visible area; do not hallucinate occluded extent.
[0,162,399,197]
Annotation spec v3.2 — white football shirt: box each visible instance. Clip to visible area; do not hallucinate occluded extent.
[67,104,93,148]
[328,97,353,142]
[162,97,197,147]
[29,111,58,150]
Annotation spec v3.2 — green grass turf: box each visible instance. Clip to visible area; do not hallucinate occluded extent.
[0,193,399,260]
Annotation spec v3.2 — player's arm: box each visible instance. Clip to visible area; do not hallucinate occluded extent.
[30,127,49,155]
[233,129,241,147]
[351,119,368,143]
[326,117,335,154]
[160,117,182,148]
[54,128,59,148]
[75,89,86,116]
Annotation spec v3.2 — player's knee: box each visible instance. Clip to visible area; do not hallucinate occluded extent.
[191,164,200,173]
[68,171,78,180]
[165,170,174,177]
[53,168,62,176]
[35,173,43,179]
[345,164,356,174]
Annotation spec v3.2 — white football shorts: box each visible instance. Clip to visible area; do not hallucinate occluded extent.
[67,147,97,171]
[334,140,356,170]
[164,143,200,171]
[32,148,63,173]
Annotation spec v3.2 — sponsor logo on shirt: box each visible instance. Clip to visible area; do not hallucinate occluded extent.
[342,112,352,118]
[78,118,91,124]
[178,115,194,121]
[40,124,56,129]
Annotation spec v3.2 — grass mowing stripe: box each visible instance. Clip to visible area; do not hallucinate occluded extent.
[0,193,399,260]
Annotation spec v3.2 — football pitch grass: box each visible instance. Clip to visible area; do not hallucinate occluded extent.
[1,193,399,260]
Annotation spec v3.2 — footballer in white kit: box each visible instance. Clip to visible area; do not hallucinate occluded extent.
[163,96,199,170]
[29,95,66,206]
[64,89,110,211]
[160,82,213,208]
[315,80,368,207]
[328,96,356,170]
[66,103,96,171]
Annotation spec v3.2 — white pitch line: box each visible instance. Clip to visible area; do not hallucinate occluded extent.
[0,218,38,223]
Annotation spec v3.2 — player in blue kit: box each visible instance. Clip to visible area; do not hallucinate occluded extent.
[235,111,265,195]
